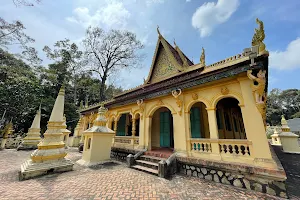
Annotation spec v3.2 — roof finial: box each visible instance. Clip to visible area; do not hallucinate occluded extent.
[200,47,205,66]
[157,25,161,37]
[173,38,177,47]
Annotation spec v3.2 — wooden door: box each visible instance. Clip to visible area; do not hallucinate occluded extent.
[117,114,126,136]
[160,111,171,147]
[190,107,201,138]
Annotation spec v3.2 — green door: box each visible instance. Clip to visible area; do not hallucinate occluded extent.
[160,111,171,147]
[190,107,201,138]
[117,114,126,136]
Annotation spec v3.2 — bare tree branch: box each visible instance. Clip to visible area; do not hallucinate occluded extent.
[82,26,144,101]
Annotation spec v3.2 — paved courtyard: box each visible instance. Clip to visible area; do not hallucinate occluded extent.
[0,148,284,200]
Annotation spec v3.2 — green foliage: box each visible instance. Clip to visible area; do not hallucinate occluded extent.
[0,49,42,133]
[267,88,300,125]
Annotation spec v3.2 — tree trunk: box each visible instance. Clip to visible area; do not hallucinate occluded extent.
[74,77,77,104]
[99,74,107,101]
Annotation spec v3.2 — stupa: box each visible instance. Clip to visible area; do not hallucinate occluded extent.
[77,103,115,166]
[279,115,300,154]
[61,114,71,148]
[19,86,74,180]
[17,106,41,150]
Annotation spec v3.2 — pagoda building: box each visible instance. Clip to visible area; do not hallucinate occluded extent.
[77,19,288,197]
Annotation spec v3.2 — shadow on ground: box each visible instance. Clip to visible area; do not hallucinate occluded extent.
[88,162,121,170]
[272,145,300,198]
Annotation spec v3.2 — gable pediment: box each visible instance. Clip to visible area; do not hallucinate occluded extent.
[149,43,179,83]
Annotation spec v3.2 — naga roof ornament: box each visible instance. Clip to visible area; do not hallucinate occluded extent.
[252,18,267,53]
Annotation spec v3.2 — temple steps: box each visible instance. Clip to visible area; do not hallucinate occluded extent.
[131,165,158,175]
[131,155,166,176]
[140,155,165,163]
[135,160,158,170]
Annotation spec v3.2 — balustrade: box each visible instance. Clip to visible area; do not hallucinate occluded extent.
[218,139,251,156]
[190,139,212,153]
[114,136,139,149]
[189,139,252,157]
[114,136,132,144]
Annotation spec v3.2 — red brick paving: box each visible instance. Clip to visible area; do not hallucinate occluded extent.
[0,148,283,200]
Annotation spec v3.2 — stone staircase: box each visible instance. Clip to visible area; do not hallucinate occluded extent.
[131,155,165,175]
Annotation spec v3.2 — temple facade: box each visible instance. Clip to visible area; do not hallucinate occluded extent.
[74,19,287,197]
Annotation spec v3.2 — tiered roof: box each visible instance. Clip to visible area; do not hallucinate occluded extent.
[80,20,269,114]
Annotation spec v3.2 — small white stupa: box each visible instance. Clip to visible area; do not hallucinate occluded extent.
[279,115,300,154]
[271,127,281,146]
[77,103,115,166]
[19,86,74,180]
[17,105,41,150]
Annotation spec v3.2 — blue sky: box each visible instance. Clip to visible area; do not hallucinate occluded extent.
[1,0,300,91]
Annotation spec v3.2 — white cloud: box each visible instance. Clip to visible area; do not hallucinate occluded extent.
[191,0,240,37]
[269,38,300,70]
[67,1,130,29]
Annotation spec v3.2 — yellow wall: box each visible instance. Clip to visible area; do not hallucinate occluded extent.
[79,73,276,169]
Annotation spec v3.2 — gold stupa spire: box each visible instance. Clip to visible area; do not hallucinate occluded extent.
[281,115,290,132]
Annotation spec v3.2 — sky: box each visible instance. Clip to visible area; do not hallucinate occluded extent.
[1,0,300,91]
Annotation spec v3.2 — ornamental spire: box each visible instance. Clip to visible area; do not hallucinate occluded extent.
[49,85,65,122]
[200,47,205,66]
[30,105,41,129]
[281,115,290,132]
[157,25,161,37]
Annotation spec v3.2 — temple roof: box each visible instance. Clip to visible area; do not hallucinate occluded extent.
[80,20,269,114]
[144,27,194,84]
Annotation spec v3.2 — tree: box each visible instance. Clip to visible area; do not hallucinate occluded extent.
[82,27,144,101]
[0,49,42,133]
[266,88,300,125]
[0,18,41,65]
[43,39,84,103]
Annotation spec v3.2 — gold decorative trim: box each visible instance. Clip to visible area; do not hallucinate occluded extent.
[252,18,267,53]
[31,153,67,162]
[38,144,65,150]
[147,100,176,117]
[247,70,267,127]
[156,100,164,106]
[221,87,229,95]
[200,47,205,67]
[192,93,198,100]
[206,107,217,111]
[210,90,244,108]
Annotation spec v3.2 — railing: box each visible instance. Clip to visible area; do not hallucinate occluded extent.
[134,138,139,145]
[114,136,132,144]
[114,136,139,149]
[190,139,212,153]
[158,152,177,178]
[189,138,252,157]
[127,149,147,167]
[218,139,251,156]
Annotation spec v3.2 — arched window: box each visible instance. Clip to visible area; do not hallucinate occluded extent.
[189,102,210,138]
[216,98,246,139]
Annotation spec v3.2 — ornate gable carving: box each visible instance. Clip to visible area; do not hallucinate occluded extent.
[150,45,178,83]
